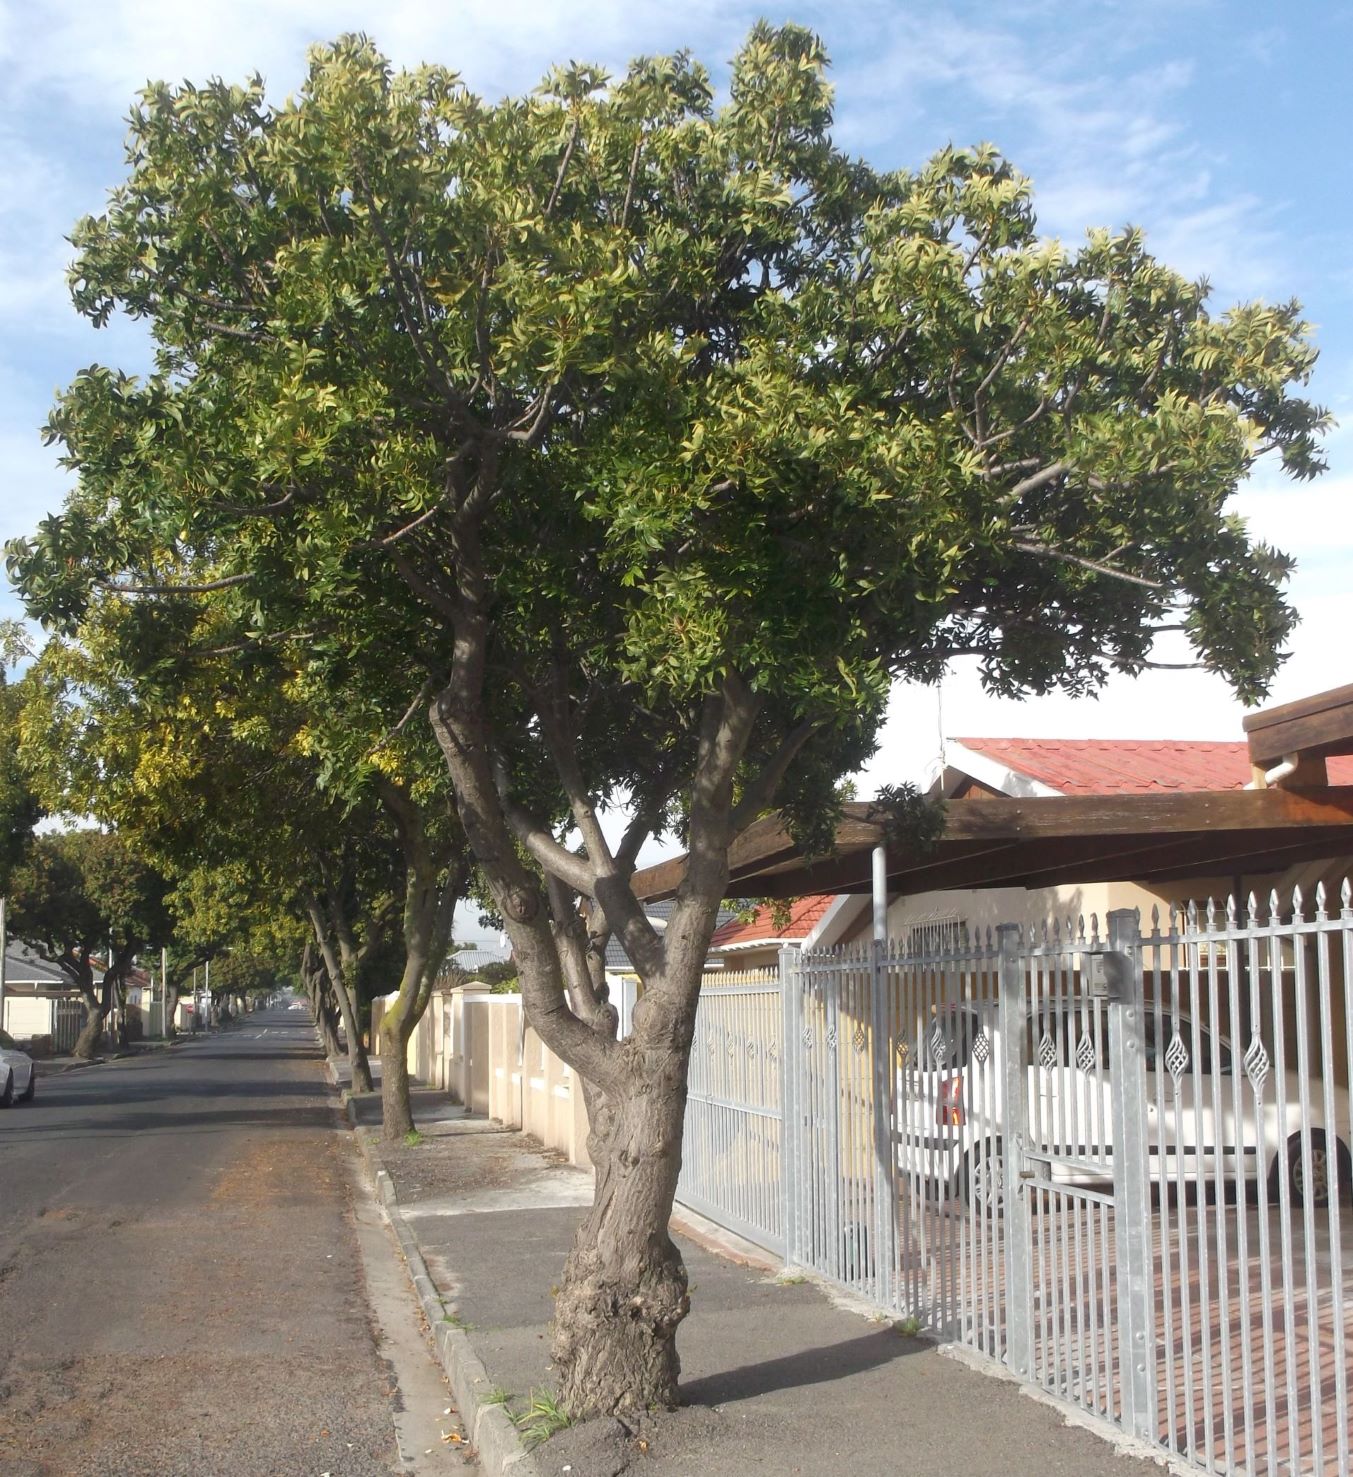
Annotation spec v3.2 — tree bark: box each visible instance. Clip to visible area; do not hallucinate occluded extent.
[551,1030,694,1415]
[165,984,180,1035]
[375,775,464,1142]
[314,976,342,1059]
[304,893,374,1092]
[302,943,343,1059]
[72,985,107,1059]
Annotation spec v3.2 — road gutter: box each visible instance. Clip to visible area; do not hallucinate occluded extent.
[332,1063,539,1477]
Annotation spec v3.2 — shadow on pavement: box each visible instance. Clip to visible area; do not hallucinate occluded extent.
[681,1325,919,1406]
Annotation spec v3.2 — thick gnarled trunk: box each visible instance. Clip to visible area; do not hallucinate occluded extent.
[72,987,107,1059]
[552,1066,691,1414]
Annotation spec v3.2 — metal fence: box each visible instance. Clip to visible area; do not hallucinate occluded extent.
[678,969,786,1254]
[680,887,1353,1477]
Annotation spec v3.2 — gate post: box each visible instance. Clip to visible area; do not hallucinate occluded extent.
[871,937,898,1309]
[779,945,801,1269]
[997,922,1033,1379]
[1106,907,1156,1443]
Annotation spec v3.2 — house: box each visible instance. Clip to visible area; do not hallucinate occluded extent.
[1,942,84,1051]
[604,898,741,983]
[705,894,839,972]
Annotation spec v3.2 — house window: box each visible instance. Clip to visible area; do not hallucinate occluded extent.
[900,914,965,954]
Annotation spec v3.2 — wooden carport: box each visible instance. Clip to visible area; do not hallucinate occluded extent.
[631,682,1353,905]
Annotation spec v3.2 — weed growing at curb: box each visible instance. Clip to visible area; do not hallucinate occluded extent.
[777,1272,809,1285]
[442,1312,474,1331]
[894,1315,923,1337]
[514,1388,571,1448]
[403,1129,423,1147]
[482,1387,513,1407]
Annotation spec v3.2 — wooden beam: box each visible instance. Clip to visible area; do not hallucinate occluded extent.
[1245,681,1353,766]
[629,787,1353,902]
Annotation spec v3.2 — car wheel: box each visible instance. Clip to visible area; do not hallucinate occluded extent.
[1273,1130,1353,1209]
[0,1070,12,1108]
[958,1138,1004,1212]
[18,1069,35,1103]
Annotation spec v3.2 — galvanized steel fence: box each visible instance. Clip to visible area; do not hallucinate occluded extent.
[677,887,1353,1477]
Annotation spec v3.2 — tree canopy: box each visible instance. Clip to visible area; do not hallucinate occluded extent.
[5,23,1327,1413]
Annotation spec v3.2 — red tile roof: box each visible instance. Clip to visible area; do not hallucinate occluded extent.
[710,894,837,950]
[954,737,1353,796]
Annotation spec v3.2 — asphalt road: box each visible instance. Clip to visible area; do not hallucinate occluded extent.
[0,1009,465,1477]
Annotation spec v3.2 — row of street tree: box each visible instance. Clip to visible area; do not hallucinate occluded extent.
[2,24,1327,1418]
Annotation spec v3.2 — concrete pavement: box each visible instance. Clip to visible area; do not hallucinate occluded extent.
[0,1010,471,1476]
[350,1090,1174,1477]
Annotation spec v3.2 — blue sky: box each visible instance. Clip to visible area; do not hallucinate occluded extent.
[2,0,1350,797]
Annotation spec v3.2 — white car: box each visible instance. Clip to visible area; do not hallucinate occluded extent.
[898,999,1352,1211]
[0,1028,36,1107]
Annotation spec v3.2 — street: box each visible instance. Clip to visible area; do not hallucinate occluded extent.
[0,1010,469,1477]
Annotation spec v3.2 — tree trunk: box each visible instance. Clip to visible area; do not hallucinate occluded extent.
[165,984,180,1035]
[380,1019,416,1140]
[113,976,129,1048]
[551,1055,692,1415]
[317,990,342,1058]
[72,987,107,1059]
[304,894,375,1092]
[313,977,342,1059]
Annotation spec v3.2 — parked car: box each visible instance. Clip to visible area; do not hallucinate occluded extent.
[898,998,1352,1210]
[0,1028,36,1107]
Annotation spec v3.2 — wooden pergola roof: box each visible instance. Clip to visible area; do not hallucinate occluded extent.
[632,682,1353,904]
[631,787,1353,901]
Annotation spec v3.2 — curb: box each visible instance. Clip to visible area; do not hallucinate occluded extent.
[33,1036,187,1077]
[347,1116,541,1476]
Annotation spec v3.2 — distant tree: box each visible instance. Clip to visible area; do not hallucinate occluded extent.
[0,625,41,893]
[9,27,1326,1413]
[8,830,171,1057]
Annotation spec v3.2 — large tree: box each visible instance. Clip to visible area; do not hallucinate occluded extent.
[9,27,1325,1413]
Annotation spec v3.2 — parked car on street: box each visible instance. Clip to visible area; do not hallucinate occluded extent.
[898,998,1352,1210]
[0,1028,36,1107]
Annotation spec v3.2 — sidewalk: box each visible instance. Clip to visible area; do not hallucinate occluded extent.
[344,1077,1172,1477]
[32,1033,189,1076]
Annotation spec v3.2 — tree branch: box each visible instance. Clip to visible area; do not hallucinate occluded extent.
[1012,540,1164,589]
[730,719,820,833]
[96,573,252,596]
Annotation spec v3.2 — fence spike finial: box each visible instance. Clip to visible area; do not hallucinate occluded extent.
[1205,895,1217,930]
[1248,890,1259,923]
[1226,893,1238,926]
[1315,880,1328,918]
[1292,883,1305,921]
[1343,877,1353,913]
[1269,887,1281,924]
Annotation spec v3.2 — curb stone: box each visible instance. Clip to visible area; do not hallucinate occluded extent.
[346,1115,542,1477]
[32,1035,187,1077]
